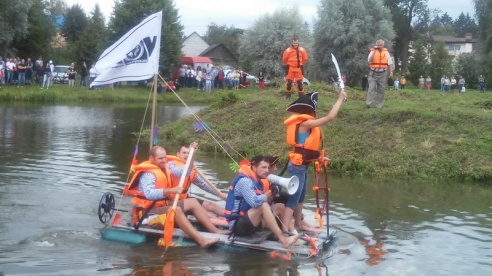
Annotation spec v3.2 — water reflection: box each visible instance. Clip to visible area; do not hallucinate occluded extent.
[0,104,491,275]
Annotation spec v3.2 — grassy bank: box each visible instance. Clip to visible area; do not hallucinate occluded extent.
[160,84,492,184]
[2,82,491,184]
[0,83,217,105]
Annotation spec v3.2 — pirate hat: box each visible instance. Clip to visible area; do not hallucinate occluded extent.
[286,92,318,114]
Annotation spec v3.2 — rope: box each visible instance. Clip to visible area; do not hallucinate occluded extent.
[157,74,246,164]
[111,81,156,225]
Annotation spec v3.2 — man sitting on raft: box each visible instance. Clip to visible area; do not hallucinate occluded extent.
[127,145,228,247]
[225,155,302,248]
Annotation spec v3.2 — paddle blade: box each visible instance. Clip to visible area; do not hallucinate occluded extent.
[163,209,176,250]
[112,213,122,226]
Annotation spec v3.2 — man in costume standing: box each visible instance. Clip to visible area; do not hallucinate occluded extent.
[283,37,308,99]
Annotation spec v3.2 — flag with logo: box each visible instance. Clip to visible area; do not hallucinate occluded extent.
[90,11,162,87]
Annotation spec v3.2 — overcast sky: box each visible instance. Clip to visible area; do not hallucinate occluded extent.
[66,0,475,36]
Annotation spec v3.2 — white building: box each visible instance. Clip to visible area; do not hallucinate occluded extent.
[431,33,477,59]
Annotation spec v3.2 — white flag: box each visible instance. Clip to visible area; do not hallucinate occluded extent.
[90,11,162,87]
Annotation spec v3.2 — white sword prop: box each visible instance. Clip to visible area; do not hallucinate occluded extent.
[331,53,347,102]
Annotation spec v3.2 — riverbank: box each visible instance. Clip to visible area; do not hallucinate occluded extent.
[161,84,492,184]
[2,82,491,184]
[0,83,217,105]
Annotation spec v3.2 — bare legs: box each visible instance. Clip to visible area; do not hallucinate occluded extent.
[152,206,219,248]
[180,198,230,235]
[202,201,225,217]
[247,203,301,248]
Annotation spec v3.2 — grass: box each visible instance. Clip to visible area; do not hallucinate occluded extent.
[2,82,491,184]
[0,82,218,105]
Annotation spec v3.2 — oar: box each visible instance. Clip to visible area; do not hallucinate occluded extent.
[195,169,226,200]
[163,147,195,249]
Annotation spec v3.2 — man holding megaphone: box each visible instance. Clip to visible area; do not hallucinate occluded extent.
[224,155,302,248]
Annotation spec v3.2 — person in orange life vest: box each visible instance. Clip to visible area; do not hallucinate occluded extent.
[281,91,346,233]
[128,145,220,247]
[224,155,302,248]
[167,143,227,217]
[282,36,308,99]
[366,39,394,109]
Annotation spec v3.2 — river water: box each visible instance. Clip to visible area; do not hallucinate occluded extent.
[0,103,490,275]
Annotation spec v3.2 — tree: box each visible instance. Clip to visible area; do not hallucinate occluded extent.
[407,40,429,85]
[109,0,183,77]
[0,0,31,55]
[69,4,108,66]
[238,7,310,78]
[453,13,478,37]
[384,0,427,72]
[454,53,479,89]
[429,12,456,36]
[312,0,394,86]
[49,0,68,16]
[429,41,452,88]
[439,12,454,26]
[15,0,57,60]
[61,4,88,43]
[474,0,492,83]
[205,23,243,58]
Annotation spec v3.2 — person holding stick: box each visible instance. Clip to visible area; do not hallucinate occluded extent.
[281,91,346,233]
[126,145,223,247]
[167,143,227,217]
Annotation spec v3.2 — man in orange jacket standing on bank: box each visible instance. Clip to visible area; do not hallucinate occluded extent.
[282,36,308,99]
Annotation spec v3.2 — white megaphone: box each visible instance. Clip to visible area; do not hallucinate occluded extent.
[267,174,299,195]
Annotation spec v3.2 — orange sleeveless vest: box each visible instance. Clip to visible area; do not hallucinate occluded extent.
[165,155,196,200]
[369,48,389,69]
[125,161,170,209]
[284,114,321,165]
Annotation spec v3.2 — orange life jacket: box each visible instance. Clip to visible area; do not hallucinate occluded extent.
[125,161,170,209]
[284,114,321,165]
[261,179,270,192]
[400,78,406,85]
[224,164,264,220]
[369,48,389,70]
[165,155,196,200]
[282,45,308,68]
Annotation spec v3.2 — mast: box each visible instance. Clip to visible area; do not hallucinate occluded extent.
[149,74,158,150]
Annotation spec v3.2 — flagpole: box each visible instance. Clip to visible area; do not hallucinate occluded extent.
[150,74,158,150]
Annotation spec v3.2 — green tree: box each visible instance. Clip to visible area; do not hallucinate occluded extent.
[429,41,452,88]
[454,53,479,89]
[61,4,88,43]
[15,0,57,60]
[205,23,243,58]
[429,12,456,36]
[0,0,31,55]
[384,0,427,72]
[49,0,68,16]
[312,0,394,86]
[474,0,492,83]
[407,40,429,85]
[439,12,454,26]
[238,7,310,78]
[453,12,478,37]
[109,0,183,77]
[69,4,108,66]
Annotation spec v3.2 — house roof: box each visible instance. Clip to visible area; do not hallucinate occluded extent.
[181,56,213,64]
[181,32,210,56]
[432,35,476,44]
